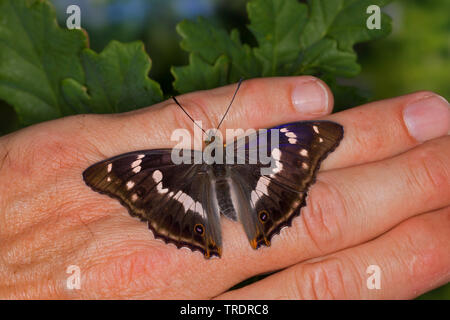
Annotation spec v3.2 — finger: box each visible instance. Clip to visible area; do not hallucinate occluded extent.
[217,206,450,299]
[74,76,334,158]
[320,91,449,170]
[214,136,450,278]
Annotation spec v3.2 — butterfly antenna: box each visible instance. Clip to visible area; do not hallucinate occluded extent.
[172,96,207,135]
[216,78,243,131]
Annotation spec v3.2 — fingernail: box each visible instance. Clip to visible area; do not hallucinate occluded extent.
[403,94,450,142]
[292,80,329,115]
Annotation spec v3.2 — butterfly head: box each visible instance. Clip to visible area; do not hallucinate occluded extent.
[172,78,243,148]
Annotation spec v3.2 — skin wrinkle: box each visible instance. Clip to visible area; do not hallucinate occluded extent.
[307,258,347,299]
[290,264,309,300]
[340,252,363,298]
[299,209,322,254]
[382,214,448,298]
[80,247,181,299]
[301,178,348,250]
[3,214,89,268]
[404,142,450,204]
[324,259,346,299]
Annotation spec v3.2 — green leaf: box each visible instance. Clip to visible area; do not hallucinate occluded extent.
[293,39,359,77]
[173,0,392,100]
[327,0,393,52]
[299,0,344,50]
[0,0,87,125]
[62,41,163,114]
[172,17,260,93]
[0,0,163,129]
[300,0,393,51]
[247,0,308,76]
[295,0,392,76]
[172,54,229,94]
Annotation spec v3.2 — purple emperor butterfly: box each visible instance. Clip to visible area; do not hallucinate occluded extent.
[83,80,344,258]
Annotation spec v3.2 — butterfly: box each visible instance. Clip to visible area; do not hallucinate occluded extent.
[83,80,344,258]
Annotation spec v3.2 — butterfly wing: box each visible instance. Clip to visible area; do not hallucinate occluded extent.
[228,121,343,249]
[83,149,222,258]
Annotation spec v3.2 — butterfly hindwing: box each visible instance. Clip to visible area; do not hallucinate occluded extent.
[83,149,222,257]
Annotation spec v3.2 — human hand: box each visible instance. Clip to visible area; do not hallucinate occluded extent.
[0,76,449,299]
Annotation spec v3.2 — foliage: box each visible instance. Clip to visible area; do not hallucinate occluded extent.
[172,0,392,108]
[0,0,162,129]
[0,0,393,132]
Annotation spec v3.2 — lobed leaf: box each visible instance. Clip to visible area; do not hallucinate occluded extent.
[0,0,86,125]
[0,0,163,128]
[173,0,393,106]
[63,41,163,114]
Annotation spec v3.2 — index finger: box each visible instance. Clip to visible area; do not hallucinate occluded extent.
[321,91,449,170]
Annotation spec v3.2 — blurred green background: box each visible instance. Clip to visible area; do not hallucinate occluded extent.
[1,0,447,298]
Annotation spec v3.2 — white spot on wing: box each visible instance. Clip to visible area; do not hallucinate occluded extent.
[270,160,283,177]
[288,138,297,144]
[107,163,112,173]
[300,149,308,157]
[137,154,145,159]
[126,181,135,190]
[156,182,168,194]
[251,177,271,205]
[255,177,270,195]
[302,162,309,169]
[177,191,195,212]
[132,166,141,173]
[152,170,163,182]
[195,201,206,219]
[280,128,288,133]
[251,191,259,205]
[271,148,281,160]
[286,132,297,138]
[173,190,207,218]
[131,194,138,202]
[319,137,324,143]
[313,125,319,134]
[106,177,111,182]
[152,170,168,194]
[131,159,142,168]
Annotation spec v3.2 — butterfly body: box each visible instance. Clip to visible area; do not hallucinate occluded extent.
[83,121,343,258]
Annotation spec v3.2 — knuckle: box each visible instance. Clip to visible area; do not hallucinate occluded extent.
[300,179,348,253]
[167,99,215,136]
[403,207,450,252]
[394,209,450,280]
[290,257,356,299]
[406,140,450,200]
